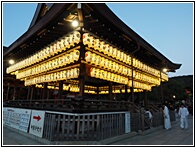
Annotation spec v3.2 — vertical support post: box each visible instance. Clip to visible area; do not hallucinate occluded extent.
[160,71,163,103]
[30,85,35,101]
[144,90,147,107]
[27,87,31,100]
[42,83,48,100]
[6,83,10,101]
[131,55,134,110]
[109,82,113,101]
[78,30,85,98]
[125,85,128,101]
[58,81,63,104]
[13,86,16,100]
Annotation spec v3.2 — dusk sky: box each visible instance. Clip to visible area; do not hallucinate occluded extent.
[2,2,194,78]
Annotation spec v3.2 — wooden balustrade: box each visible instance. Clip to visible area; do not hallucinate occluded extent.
[43,112,125,141]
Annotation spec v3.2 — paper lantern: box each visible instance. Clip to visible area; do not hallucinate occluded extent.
[83,33,90,46]
[95,55,101,66]
[100,57,105,67]
[94,39,100,50]
[85,51,92,62]
[91,53,96,64]
[73,31,81,44]
[112,48,117,58]
[99,41,105,53]
[116,50,120,60]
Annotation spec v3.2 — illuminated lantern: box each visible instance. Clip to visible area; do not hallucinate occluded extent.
[73,50,80,61]
[73,31,81,44]
[116,50,120,60]
[123,54,127,63]
[85,51,92,63]
[107,72,111,80]
[99,41,105,53]
[91,53,96,64]
[53,43,57,54]
[59,39,64,50]
[83,33,90,46]
[50,73,54,81]
[50,45,55,56]
[115,63,119,72]
[68,34,74,47]
[111,61,115,71]
[108,46,113,56]
[73,68,79,78]
[88,36,94,48]
[103,44,109,55]
[94,39,100,50]
[127,68,131,77]
[112,48,117,58]
[100,70,104,79]
[69,52,74,63]
[95,55,101,66]
[120,51,124,61]
[64,36,70,49]
[123,67,127,75]
[104,58,109,68]
[108,60,111,70]
[100,57,105,67]
[66,54,71,64]
[38,51,42,61]
[133,58,136,67]
[90,68,95,77]
[46,47,50,57]
[56,41,61,53]
[119,65,123,73]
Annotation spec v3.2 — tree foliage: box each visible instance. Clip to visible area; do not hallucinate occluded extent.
[147,75,193,103]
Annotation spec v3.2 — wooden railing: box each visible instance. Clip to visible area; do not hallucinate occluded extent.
[43,112,125,141]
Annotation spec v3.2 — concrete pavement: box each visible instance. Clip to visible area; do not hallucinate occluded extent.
[109,115,194,145]
[2,115,194,146]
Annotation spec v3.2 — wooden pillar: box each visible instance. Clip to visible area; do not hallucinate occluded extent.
[6,84,10,101]
[160,71,163,103]
[125,85,128,101]
[144,90,147,107]
[78,31,86,98]
[131,56,135,110]
[30,85,35,101]
[27,87,31,100]
[58,81,63,100]
[78,76,85,97]
[42,83,48,100]
[109,82,113,101]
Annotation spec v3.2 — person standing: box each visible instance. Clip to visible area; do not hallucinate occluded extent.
[163,103,172,130]
[178,104,189,129]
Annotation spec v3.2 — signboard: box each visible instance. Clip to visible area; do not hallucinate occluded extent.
[18,109,32,132]
[125,112,131,133]
[29,110,45,138]
[3,107,31,132]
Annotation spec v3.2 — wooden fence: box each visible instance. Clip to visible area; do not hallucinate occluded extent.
[43,112,125,141]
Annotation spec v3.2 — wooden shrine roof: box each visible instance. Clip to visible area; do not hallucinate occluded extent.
[3,3,181,72]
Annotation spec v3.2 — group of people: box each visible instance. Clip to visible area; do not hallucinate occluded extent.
[163,103,189,130]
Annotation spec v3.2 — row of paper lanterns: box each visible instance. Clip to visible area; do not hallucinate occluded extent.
[83,32,164,78]
[16,50,80,79]
[24,68,79,86]
[85,51,162,84]
[7,31,81,74]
